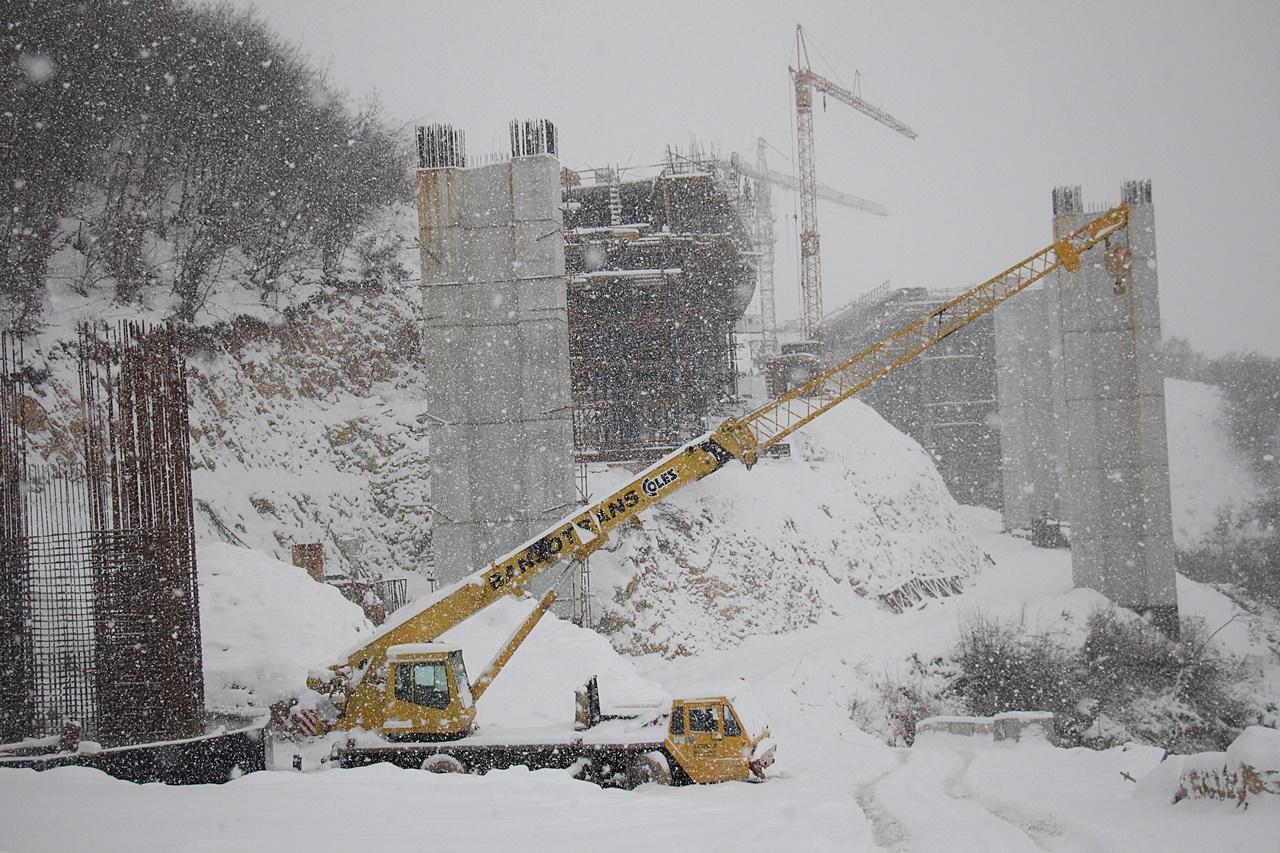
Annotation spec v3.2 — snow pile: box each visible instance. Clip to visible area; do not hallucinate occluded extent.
[588,399,987,657]
[1164,378,1260,549]
[439,597,668,732]
[198,542,372,711]
[1137,725,1280,806]
[198,540,668,731]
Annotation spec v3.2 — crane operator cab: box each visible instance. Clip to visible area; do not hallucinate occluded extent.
[376,643,477,740]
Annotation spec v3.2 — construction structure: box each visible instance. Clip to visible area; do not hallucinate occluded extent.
[996,181,1177,633]
[824,286,1003,509]
[416,121,577,586]
[0,324,204,746]
[563,148,757,464]
[731,137,889,362]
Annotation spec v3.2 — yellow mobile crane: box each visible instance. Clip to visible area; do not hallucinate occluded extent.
[308,203,1133,786]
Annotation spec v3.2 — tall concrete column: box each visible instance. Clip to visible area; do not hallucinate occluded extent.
[1053,181,1178,635]
[994,285,1065,531]
[417,121,575,585]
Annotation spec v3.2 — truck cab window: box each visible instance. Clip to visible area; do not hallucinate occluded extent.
[722,705,741,737]
[394,662,451,709]
[669,707,685,735]
[688,705,718,733]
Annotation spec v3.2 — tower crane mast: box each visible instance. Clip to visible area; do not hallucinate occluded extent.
[791,24,916,343]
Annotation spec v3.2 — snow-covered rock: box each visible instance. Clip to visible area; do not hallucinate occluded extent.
[1138,725,1280,805]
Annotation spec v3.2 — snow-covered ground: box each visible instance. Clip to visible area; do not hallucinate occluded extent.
[4,510,1277,852]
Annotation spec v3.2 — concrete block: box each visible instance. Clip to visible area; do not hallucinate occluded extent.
[513,221,564,278]
[992,711,1056,744]
[416,170,462,231]
[417,146,573,584]
[510,155,563,222]
[460,229,514,284]
[1058,274,1130,332]
[457,165,514,229]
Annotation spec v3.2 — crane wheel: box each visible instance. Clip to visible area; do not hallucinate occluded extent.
[420,754,466,774]
[624,751,672,789]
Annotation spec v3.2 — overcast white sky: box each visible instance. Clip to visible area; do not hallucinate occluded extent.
[234,0,1279,358]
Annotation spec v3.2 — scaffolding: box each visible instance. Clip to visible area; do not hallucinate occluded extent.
[564,149,757,463]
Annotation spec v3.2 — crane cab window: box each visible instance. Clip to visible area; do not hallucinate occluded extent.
[722,705,741,737]
[688,705,719,733]
[448,651,473,708]
[394,662,452,709]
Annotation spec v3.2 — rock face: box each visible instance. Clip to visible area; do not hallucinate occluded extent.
[184,286,435,589]
[587,399,988,657]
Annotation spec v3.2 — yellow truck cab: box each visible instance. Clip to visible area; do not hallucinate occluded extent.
[666,697,755,783]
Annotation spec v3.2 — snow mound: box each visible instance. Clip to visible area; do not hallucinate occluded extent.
[1165,378,1259,549]
[440,597,669,731]
[589,399,987,657]
[197,545,671,733]
[198,542,372,711]
[1138,726,1280,806]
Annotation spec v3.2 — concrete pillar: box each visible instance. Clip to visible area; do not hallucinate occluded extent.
[416,121,575,585]
[994,286,1065,531]
[1052,181,1178,635]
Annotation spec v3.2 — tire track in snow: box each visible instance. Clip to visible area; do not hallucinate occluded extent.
[943,749,1063,851]
[854,751,912,851]
[866,747,1047,852]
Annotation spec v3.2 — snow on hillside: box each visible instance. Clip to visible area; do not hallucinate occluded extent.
[15,205,431,589]
[184,284,433,587]
[587,399,987,657]
[1164,378,1260,549]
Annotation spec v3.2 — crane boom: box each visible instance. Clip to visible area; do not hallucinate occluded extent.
[795,69,919,140]
[741,204,1129,451]
[317,202,1131,737]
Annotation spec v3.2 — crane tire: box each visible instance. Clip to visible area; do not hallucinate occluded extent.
[624,751,672,789]
[420,754,466,774]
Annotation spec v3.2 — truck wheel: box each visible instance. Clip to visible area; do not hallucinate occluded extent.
[624,751,672,789]
[420,754,466,774]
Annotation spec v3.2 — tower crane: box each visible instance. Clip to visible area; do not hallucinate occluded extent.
[791,23,916,344]
[732,138,887,358]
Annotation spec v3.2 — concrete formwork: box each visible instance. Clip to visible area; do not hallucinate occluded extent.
[993,285,1066,531]
[417,123,575,584]
[1051,181,1178,632]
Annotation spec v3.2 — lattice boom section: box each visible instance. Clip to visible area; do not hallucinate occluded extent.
[744,204,1128,451]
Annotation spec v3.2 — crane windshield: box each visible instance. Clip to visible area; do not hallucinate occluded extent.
[394,662,452,709]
